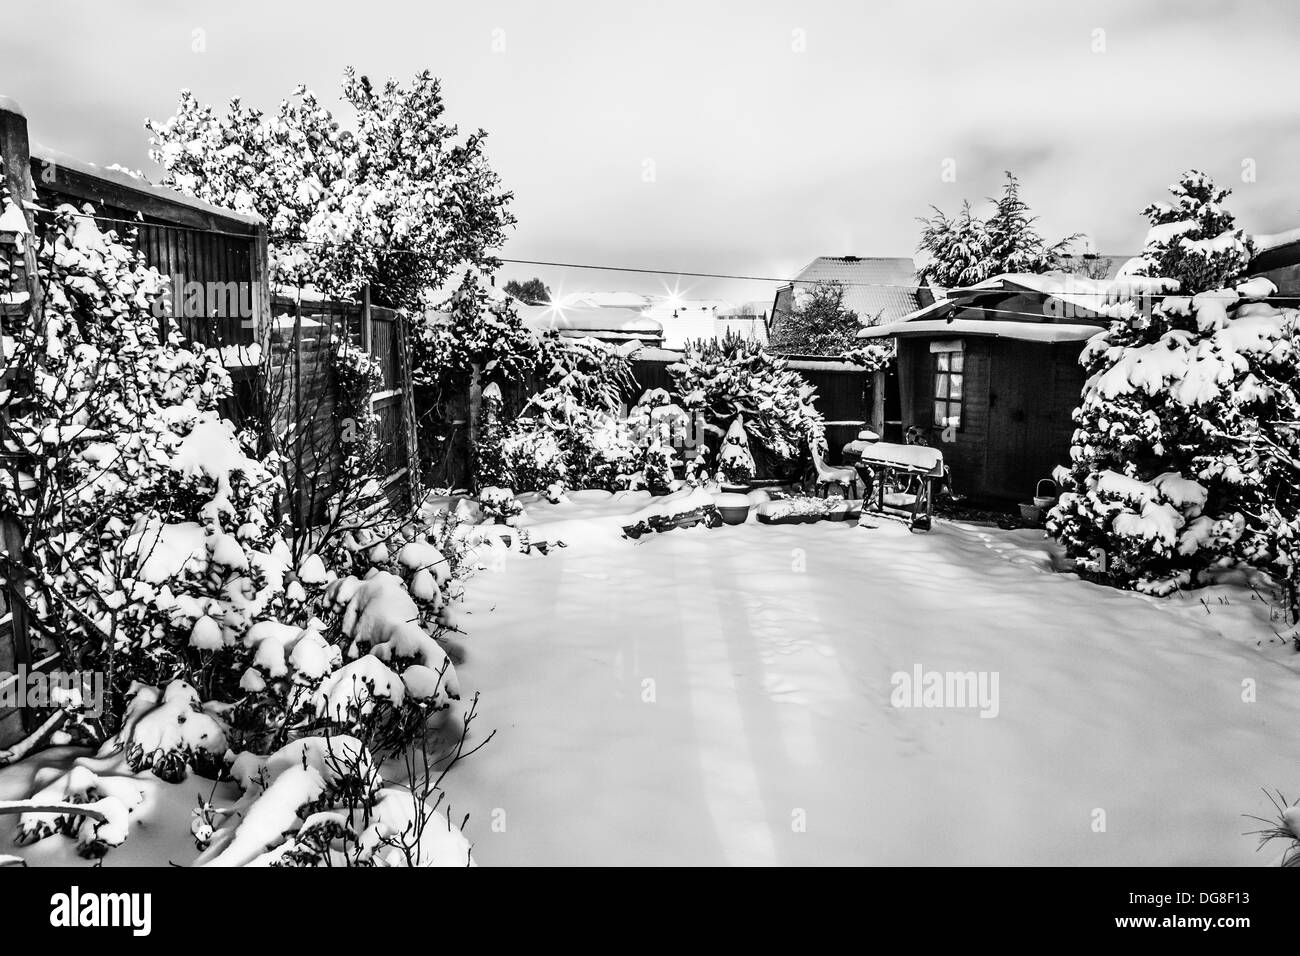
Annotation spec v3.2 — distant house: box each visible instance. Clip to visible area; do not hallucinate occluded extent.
[549,291,765,349]
[768,256,932,346]
[858,273,1135,504]
[516,303,663,344]
[718,301,771,347]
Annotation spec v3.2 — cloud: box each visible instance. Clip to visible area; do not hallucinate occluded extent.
[3,0,1295,300]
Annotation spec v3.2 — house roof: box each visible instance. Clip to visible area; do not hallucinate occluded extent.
[556,291,653,310]
[778,256,923,326]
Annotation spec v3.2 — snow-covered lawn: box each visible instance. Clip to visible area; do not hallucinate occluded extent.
[450,496,1300,866]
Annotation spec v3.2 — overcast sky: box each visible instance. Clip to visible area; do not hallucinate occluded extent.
[3,0,1298,304]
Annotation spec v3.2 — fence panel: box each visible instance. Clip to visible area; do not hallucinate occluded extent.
[267,292,417,520]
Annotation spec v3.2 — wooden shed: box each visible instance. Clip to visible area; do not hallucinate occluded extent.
[859,278,1112,504]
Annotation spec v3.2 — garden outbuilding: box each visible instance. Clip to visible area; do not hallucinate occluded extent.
[858,275,1113,504]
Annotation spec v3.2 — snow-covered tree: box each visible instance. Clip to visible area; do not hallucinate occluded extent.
[770,280,866,356]
[1047,172,1294,602]
[412,271,551,486]
[918,172,1078,287]
[669,332,824,468]
[1128,170,1253,295]
[717,416,755,485]
[503,277,550,304]
[146,69,514,309]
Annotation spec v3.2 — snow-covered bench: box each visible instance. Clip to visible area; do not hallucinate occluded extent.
[852,442,944,531]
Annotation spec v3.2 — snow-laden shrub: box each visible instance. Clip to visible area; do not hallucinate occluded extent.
[198,733,474,867]
[620,389,695,493]
[845,338,896,374]
[14,687,475,865]
[412,270,551,484]
[1047,171,1295,599]
[475,334,643,493]
[0,179,471,751]
[10,511,474,860]
[718,416,755,485]
[0,199,285,724]
[669,331,824,465]
[222,515,471,757]
[329,333,384,481]
[412,271,542,392]
[770,279,864,356]
[1049,279,1300,600]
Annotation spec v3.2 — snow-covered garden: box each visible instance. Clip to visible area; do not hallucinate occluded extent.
[428,492,1300,866]
[3,63,1300,870]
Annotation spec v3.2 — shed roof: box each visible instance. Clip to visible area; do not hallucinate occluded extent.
[859,271,1185,343]
[859,316,1104,343]
[32,144,264,231]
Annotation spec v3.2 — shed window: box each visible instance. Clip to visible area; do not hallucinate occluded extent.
[932,349,964,430]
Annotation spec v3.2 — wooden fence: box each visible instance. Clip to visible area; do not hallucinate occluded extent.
[268,292,419,526]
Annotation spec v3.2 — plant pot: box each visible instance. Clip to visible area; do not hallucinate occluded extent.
[757,511,819,525]
[718,505,751,525]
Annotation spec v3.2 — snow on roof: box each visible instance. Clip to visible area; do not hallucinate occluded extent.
[628,345,685,363]
[950,272,1178,317]
[866,272,1178,333]
[782,356,866,373]
[518,304,663,340]
[859,317,1106,343]
[1252,226,1300,253]
[558,291,653,310]
[639,297,732,319]
[31,143,264,228]
[719,300,770,317]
